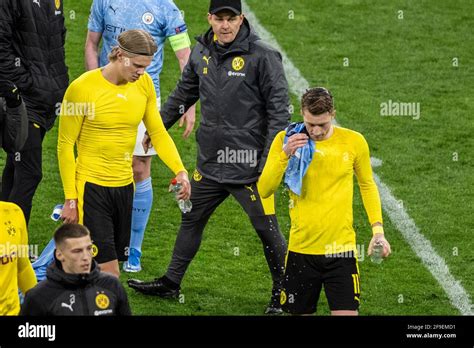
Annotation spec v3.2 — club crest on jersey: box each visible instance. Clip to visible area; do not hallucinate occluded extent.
[193,170,202,182]
[5,221,16,237]
[142,12,154,25]
[91,244,98,258]
[232,57,245,71]
[95,293,110,309]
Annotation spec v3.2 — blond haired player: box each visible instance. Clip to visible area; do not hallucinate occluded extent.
[58,30,190,278]
[259,88,391,315]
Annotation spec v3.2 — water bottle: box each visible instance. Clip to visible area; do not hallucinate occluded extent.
[370,240,384,264]
[169,178,192,213]
[51,204,63,222]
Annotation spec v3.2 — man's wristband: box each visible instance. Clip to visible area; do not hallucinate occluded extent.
[372,225,384,236]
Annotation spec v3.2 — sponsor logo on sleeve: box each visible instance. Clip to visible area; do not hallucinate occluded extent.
[175,24,187,34]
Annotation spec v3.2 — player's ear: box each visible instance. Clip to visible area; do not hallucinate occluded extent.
[55,248,65,262]
[207,14,212,24]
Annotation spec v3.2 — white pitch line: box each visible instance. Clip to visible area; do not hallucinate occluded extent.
[242,0,473,315]
[373,174,474,315]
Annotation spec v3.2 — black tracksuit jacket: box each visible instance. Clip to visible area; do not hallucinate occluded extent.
[0,0,69,130]
[161,19,290,184]
[21,260,131,316]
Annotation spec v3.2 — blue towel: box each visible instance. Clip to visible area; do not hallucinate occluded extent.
[18,238,55,303]
[32,238,55,282]
[283,122,315,196]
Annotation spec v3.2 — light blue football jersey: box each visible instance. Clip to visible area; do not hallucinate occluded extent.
[88,0,188,96]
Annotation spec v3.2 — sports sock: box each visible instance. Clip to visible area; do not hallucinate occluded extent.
[129,177,153,257]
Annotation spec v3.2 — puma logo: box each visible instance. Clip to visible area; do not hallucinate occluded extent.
[33,0,40,7]
[61,294,75,312]
[315,149,325,157]
[202,56,211,65]
[244,185,254,193]
[109,5,117,14]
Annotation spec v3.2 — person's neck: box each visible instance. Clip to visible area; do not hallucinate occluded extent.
[101,64,127,86]
[316,125,334,142]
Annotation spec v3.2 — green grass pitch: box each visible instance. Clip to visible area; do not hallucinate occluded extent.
[1,0,472,315]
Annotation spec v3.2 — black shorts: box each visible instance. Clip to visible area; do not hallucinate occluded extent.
[80,181,134,264]
[281,251,360,314]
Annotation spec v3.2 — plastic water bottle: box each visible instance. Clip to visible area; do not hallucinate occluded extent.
[169,179,192,213]
[51,204,63,222]
[370,240,384,264]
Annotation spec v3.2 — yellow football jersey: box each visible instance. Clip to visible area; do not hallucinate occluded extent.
[58,69,186,199]
[0,201,37,315]
[259,127,383,255]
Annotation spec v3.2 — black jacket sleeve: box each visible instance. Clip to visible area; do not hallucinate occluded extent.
[20,291,48,316]
[257,49,291,172]
[0,0,33,92]
[8,101,29,152]
[115,282,132,316]
[161,46,200,130]
[0,98,28,153]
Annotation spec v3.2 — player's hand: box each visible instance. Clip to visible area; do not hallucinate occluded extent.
[0,79,21,107]
[62,199,78,224]
[178,105,196,139]
[368,233,391,258]
[141,132,153,154]
[283,133,309,157]
[175,171,191,200]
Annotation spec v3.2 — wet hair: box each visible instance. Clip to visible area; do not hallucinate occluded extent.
[301,87,334,115]
[108,29,158,62]
[54,223,90,247]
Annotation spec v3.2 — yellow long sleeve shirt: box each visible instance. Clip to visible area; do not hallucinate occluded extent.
[0,202,37,315]
[57,69,186,199]
[258,127,382,255]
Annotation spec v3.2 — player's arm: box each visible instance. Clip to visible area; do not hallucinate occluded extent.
[0,0,33,92]
[85,31,102,70]
[17,210,37,295]
[170,32,192,71]
[0,80,29,152]
[258,131,290,198]
[258,50,291,172]
[161,46,200,130]
[57,83,86,223]
[143,78,190,200]
[354,134,391,258]
[85,0,105,70]
[173,43,196,139]
[20,291,46,315]
[116,282,132,316]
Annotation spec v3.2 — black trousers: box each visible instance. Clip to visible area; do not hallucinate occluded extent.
[1,122,45,224]
[165,173,288,291]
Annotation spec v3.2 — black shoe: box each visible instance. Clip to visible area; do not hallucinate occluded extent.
[127,276,180,298]
[265,288,284,315]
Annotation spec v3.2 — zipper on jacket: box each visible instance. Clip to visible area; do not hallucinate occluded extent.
[81,284,88,315]
[215,53,224,182]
